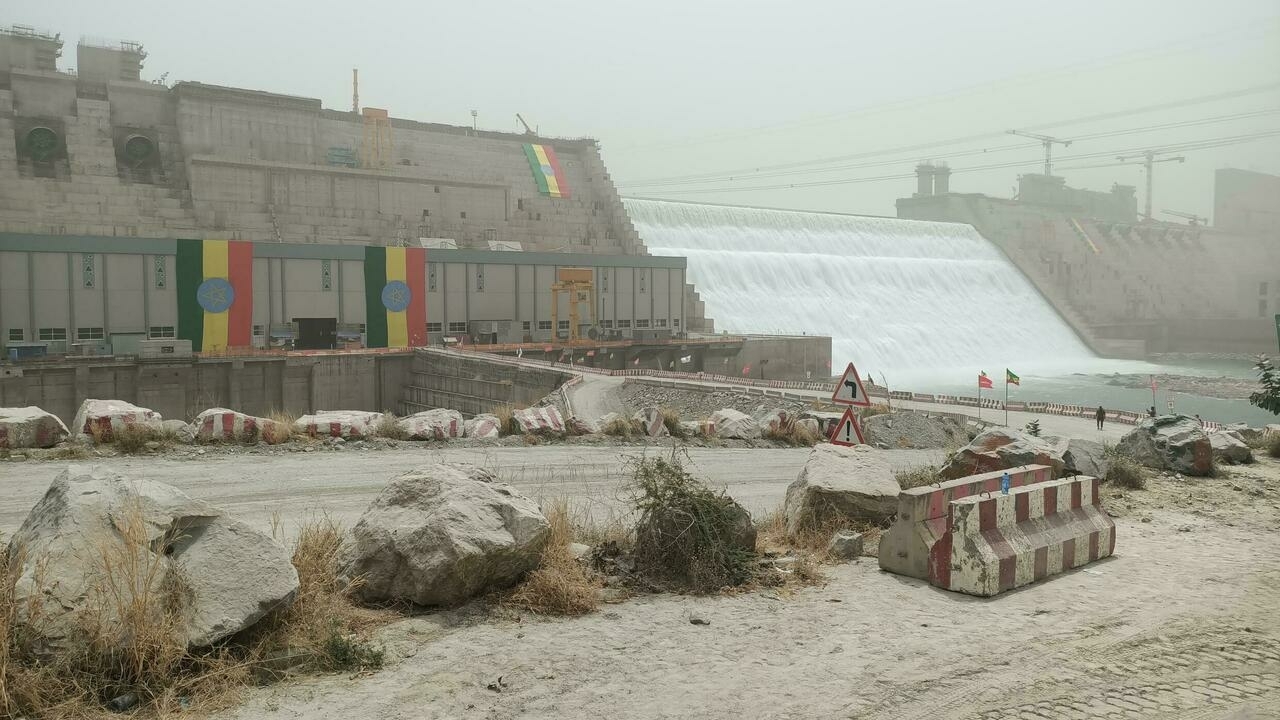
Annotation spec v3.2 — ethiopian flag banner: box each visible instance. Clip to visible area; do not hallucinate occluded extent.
[364,246,427,348]
[176,239,253,352]
[522,143,570,198]
[1006,369,1020,385]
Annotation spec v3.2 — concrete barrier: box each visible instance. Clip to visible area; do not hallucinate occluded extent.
[931,475,1115,597]
[878,465,1055,580]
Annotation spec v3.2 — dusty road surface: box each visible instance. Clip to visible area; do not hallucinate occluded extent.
[211,459,1280,720]
[2,445,942,535]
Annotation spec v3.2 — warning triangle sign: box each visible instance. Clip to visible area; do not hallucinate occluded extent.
[829,407,865,447]
[831,362,872,407]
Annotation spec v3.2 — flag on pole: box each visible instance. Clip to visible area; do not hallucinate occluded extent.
[1150,375,1157,392]
[742,364,752,376]
[978,371,993,389]
[1006,369,1020,386]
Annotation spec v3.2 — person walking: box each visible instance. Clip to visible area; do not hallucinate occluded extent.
[1095,405,1106,430]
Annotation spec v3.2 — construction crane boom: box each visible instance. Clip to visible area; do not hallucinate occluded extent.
[1116,150,1186,221]
[1161,209,1207,226]
[1007,130,1072,176]
[515,113,535,135]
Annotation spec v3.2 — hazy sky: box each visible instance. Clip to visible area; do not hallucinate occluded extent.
[12,0,1279,221]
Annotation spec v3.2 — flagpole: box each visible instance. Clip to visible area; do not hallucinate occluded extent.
[978,377,982,422]
[1005,375,1009,427]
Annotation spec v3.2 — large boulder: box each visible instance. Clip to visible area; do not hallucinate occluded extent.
[1225,423,1264,444]
[190,407,289,444]
[7,465,298,652]
[397,409,463,440]
[711,408,761,440]
[294,410,383,439]
[0,406,69,449]
[338,463,550,606]
[1064,438,1110,478]
[71,399,162,443]
[783,444,900,534]
[566,415,599,436]
[863,412,966,449]
[464,413,502,439]
[512,406,565,434]
[1209,431,1253,465]
[940,428,1068,479]
[633,407,670,438]
[1117,415,1213,476]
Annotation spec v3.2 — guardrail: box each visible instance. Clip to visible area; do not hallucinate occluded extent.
[429,347,1232,431]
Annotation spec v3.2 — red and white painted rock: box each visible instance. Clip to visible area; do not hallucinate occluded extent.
[0,406,69,449]
[71,399,162,443]
[294,411,383,439]
[512,406,564,434]
[632,407,669,438]
[398,409,463,440]
[464,414,502,440]
[191,408,289,444]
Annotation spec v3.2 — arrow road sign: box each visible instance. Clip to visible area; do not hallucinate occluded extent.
[831,362,872,407]
[829,407,865,447]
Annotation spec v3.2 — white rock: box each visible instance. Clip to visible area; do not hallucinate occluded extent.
[633,407,670,438]
[784,444,899,534]
[294,410,383,439]
[512,406,565,434]
[71,399,162,443]
[1209,431,1253,465]
[0,406,69,449]
[397,408,463,440]
[339,463,549,606]
[827,530,865,561]
[711,408,761,440]
[464,413,502,439]
[7,465,298,651]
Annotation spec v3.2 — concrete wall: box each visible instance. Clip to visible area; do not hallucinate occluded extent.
[897,190,1280,356]
[0,234,687,351]
[1215,168,1280,238]
[400,349,570,417]
[0,352,414,425]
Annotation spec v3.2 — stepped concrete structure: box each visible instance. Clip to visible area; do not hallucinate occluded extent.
[0,25,733,367]
[898,165,1280,357]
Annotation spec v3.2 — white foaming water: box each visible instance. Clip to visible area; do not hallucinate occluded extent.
[625,198,1100,381]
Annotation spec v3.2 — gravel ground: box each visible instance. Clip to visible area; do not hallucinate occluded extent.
[617,381,809,420]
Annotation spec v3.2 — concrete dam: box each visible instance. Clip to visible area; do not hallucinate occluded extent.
[625,198,1094,376]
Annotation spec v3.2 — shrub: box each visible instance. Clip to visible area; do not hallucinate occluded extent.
[764,421,819,447]
[1023,418,1042,437]
[373,414,409,441]
[114,424,162,454]
[1248,355,1280,416]
[492,405,520,436]
[508,500,601,616]
[1103,445,1146,490]
[895,464,941,490]
[265,411,299,444]
[628,455,755,593]
[601,416,636,438]
[660,408,687,439]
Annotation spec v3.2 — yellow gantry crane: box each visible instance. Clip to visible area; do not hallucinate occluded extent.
[550,268,595,343]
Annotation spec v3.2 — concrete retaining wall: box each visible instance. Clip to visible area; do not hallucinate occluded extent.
[400,348,570,417]
[0,352,413,424]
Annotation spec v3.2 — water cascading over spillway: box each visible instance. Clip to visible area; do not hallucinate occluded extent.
[624,198,1095,377]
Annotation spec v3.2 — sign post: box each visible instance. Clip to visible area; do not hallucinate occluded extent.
[1275,313,1279,353]
[830,362,871,447]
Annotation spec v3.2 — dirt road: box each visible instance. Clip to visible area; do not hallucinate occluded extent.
[215,471,1280,719]
[1,445,942,536]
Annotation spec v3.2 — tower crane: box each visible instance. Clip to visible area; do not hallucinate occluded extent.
[1161,209,1207,226]
[1115,150,1185,222]
[1007,130,1072,176]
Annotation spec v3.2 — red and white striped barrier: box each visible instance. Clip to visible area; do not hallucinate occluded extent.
[878,465,1055,581]
[512,406,565,434]
[191,408,288,444]
[464,414,502,439]
[398,408,463,440]
[71,399,162,443]
[634,407,669,437]
[0,406,69,449]
[294,411,383,439]
[930,475,1116,597]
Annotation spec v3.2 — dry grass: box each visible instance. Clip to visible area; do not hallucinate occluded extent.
[114,424,171,454]
[1103,445,1147,490]
[763,420,819,447]
[265,411,299,444]
[508,500,602,616]
[0,510,387,718]
[49,444,91,460]
[659,407,687,439]
[895,464,941,490]
[492,405,519,436]
[372,414,409,441]
[601,416,637,438]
